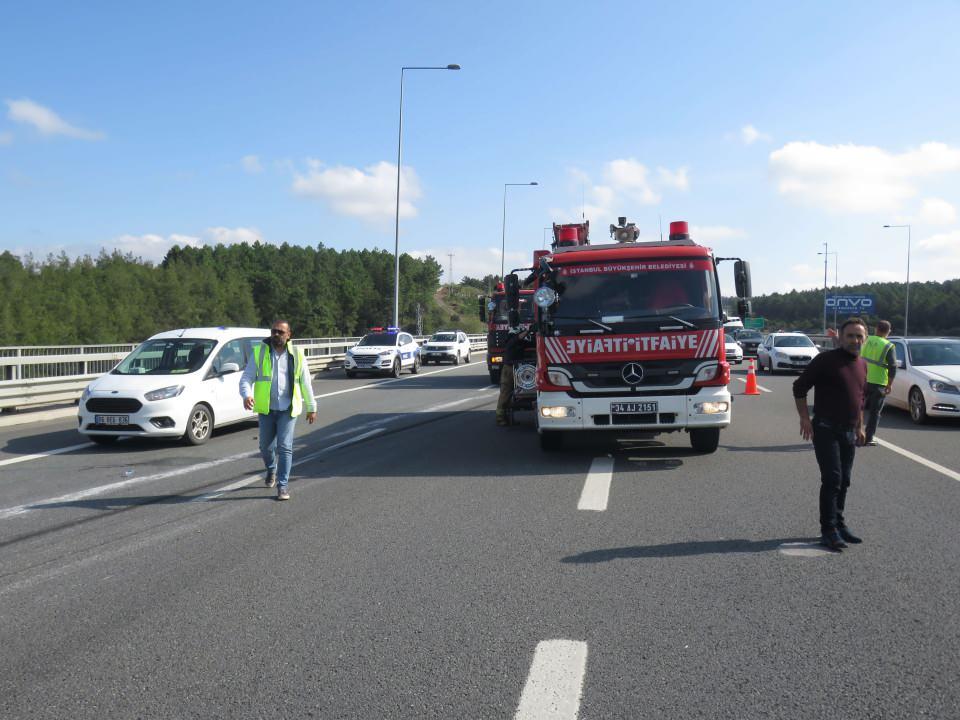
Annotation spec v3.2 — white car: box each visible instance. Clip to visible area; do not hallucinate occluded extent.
[724,335,743,365]
[886,337,960,424]
[78,327,269,445]
[344,329,420,378]
[757,332,819,373]
[422,330,471,365]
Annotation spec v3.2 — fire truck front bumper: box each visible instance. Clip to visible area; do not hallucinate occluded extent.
[536,387,732,432]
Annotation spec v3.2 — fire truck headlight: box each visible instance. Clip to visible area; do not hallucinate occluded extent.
[694,401,729,414]
[694,364,720,383]
[547,370,571,387]
[534,286,557,308]
[540,406,576,418]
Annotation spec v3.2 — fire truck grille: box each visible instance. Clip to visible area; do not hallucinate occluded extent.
[593,413,677,426]
[572,359,704,389]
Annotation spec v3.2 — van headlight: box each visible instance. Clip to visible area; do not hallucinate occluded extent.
[145,385,185,401]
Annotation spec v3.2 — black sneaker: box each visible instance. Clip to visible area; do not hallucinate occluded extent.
[277,488,290,501]
[265,471,276,488]
[820,531,847,552]
[837,525,863,544]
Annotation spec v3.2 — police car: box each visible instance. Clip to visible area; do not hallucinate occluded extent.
[344,328,421,378]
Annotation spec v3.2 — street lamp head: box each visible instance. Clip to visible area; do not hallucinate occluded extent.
[447,64,461,70]
[530,182,539,185]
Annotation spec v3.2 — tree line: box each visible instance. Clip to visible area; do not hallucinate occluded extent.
[0,243,444,346]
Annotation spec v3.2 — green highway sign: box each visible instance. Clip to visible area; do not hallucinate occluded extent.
[743,317,765,329]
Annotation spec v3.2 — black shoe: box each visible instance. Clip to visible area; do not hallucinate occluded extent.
[837,525,863,544]
[820,531,847,552]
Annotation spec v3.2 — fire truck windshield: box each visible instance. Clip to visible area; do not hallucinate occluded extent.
[549,266,720,329]
[492,295,534,323]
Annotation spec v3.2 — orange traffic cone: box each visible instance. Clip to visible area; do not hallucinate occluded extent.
[744,358,760,395]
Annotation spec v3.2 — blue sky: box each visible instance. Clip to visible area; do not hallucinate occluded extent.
[2,1,960,297]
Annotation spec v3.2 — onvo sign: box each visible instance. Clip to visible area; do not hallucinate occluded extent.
[826,294,875,315]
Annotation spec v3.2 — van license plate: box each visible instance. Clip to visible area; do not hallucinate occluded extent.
[95,415,129,425]
[611,402,658,414]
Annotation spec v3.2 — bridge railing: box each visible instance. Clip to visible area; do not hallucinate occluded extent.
[0,335,487,412]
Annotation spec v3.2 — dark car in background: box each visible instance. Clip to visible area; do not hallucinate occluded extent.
[734,329,763,356]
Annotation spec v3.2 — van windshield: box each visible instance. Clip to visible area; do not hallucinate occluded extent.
[113,339,216,375]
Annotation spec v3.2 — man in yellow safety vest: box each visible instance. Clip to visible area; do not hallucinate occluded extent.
[861,320,897,446]
[240,320,317,500]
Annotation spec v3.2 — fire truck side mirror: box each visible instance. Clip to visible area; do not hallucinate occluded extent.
[478,296,487,322]
[737,298,752,319]
[504,273,520,311]
[734,260,752,298]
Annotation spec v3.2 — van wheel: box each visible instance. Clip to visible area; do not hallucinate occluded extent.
[90,435,118,445]
[689,428,720,453]
[184,404,213,445]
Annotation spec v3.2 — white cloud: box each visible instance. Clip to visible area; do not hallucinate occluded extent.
[291,160,420,222]
[866,269,902,282]
[560,160,689,228]
[918,229,960,252]
[5,98,104,140]
[0,131,12,146]
[741,124,771,145]
[408,245,530,283]
[206,226,262,245]
[241,155,263,174]
[657,166,689,190]
[110,233,203,262]
[917,197,957,225]
[769,141,960,214]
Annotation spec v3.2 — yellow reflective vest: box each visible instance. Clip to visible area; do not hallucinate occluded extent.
[252,342,309,417]
[861,335,894,386]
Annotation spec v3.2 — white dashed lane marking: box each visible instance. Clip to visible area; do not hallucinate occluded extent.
[514,640,588,720]
[578,456,614,511]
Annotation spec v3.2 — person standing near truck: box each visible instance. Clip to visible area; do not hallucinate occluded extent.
[861,320,896,446]
[792,317,868,552]
[495,326,534,426]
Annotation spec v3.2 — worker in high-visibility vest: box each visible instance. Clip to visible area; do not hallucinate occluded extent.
[861,320,897,446]
[240,320,317,501]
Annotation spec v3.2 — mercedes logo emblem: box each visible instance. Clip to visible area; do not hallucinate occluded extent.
[621,362,644,385]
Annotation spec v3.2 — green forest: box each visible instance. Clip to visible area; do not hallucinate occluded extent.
[2,242,959,346]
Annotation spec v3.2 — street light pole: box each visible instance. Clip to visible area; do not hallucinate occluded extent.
[500,182,538,278]
[818,249,839,329]
[820,241,828,334]
[393,64,460,329]
[883,224,911,338]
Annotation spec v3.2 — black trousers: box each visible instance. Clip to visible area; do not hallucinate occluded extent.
[812,419,856,533]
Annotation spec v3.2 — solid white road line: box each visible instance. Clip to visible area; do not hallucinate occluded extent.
[578,456,614,512]
[735,377,773,393]
[0,450,259,519]
[877,437,960,483]
[514,640,588,720]
[0,442,95,468]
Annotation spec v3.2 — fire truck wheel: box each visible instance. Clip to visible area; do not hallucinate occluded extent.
[489,369,501,385]
[689,428,720,453]
[411,355,421,374]
[539,430,563,451]
[390,358,402,378]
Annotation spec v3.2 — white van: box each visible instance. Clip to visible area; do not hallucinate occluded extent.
[78,327,269,445]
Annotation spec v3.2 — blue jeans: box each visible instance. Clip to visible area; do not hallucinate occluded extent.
[258,410,297,490]
[812,418,856,533]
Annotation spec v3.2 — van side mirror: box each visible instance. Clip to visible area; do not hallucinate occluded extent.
[734,260,752,298]
[220,362,240,375]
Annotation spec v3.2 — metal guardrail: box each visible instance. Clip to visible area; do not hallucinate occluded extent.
[0,335,487,412]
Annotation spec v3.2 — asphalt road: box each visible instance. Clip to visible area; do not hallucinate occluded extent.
[1,361,958,719]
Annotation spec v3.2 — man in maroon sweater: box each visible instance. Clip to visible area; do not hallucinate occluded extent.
[793,317,868,552]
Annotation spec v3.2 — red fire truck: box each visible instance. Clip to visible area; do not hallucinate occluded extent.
[505,218,751,452]
[479,285,533,384]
